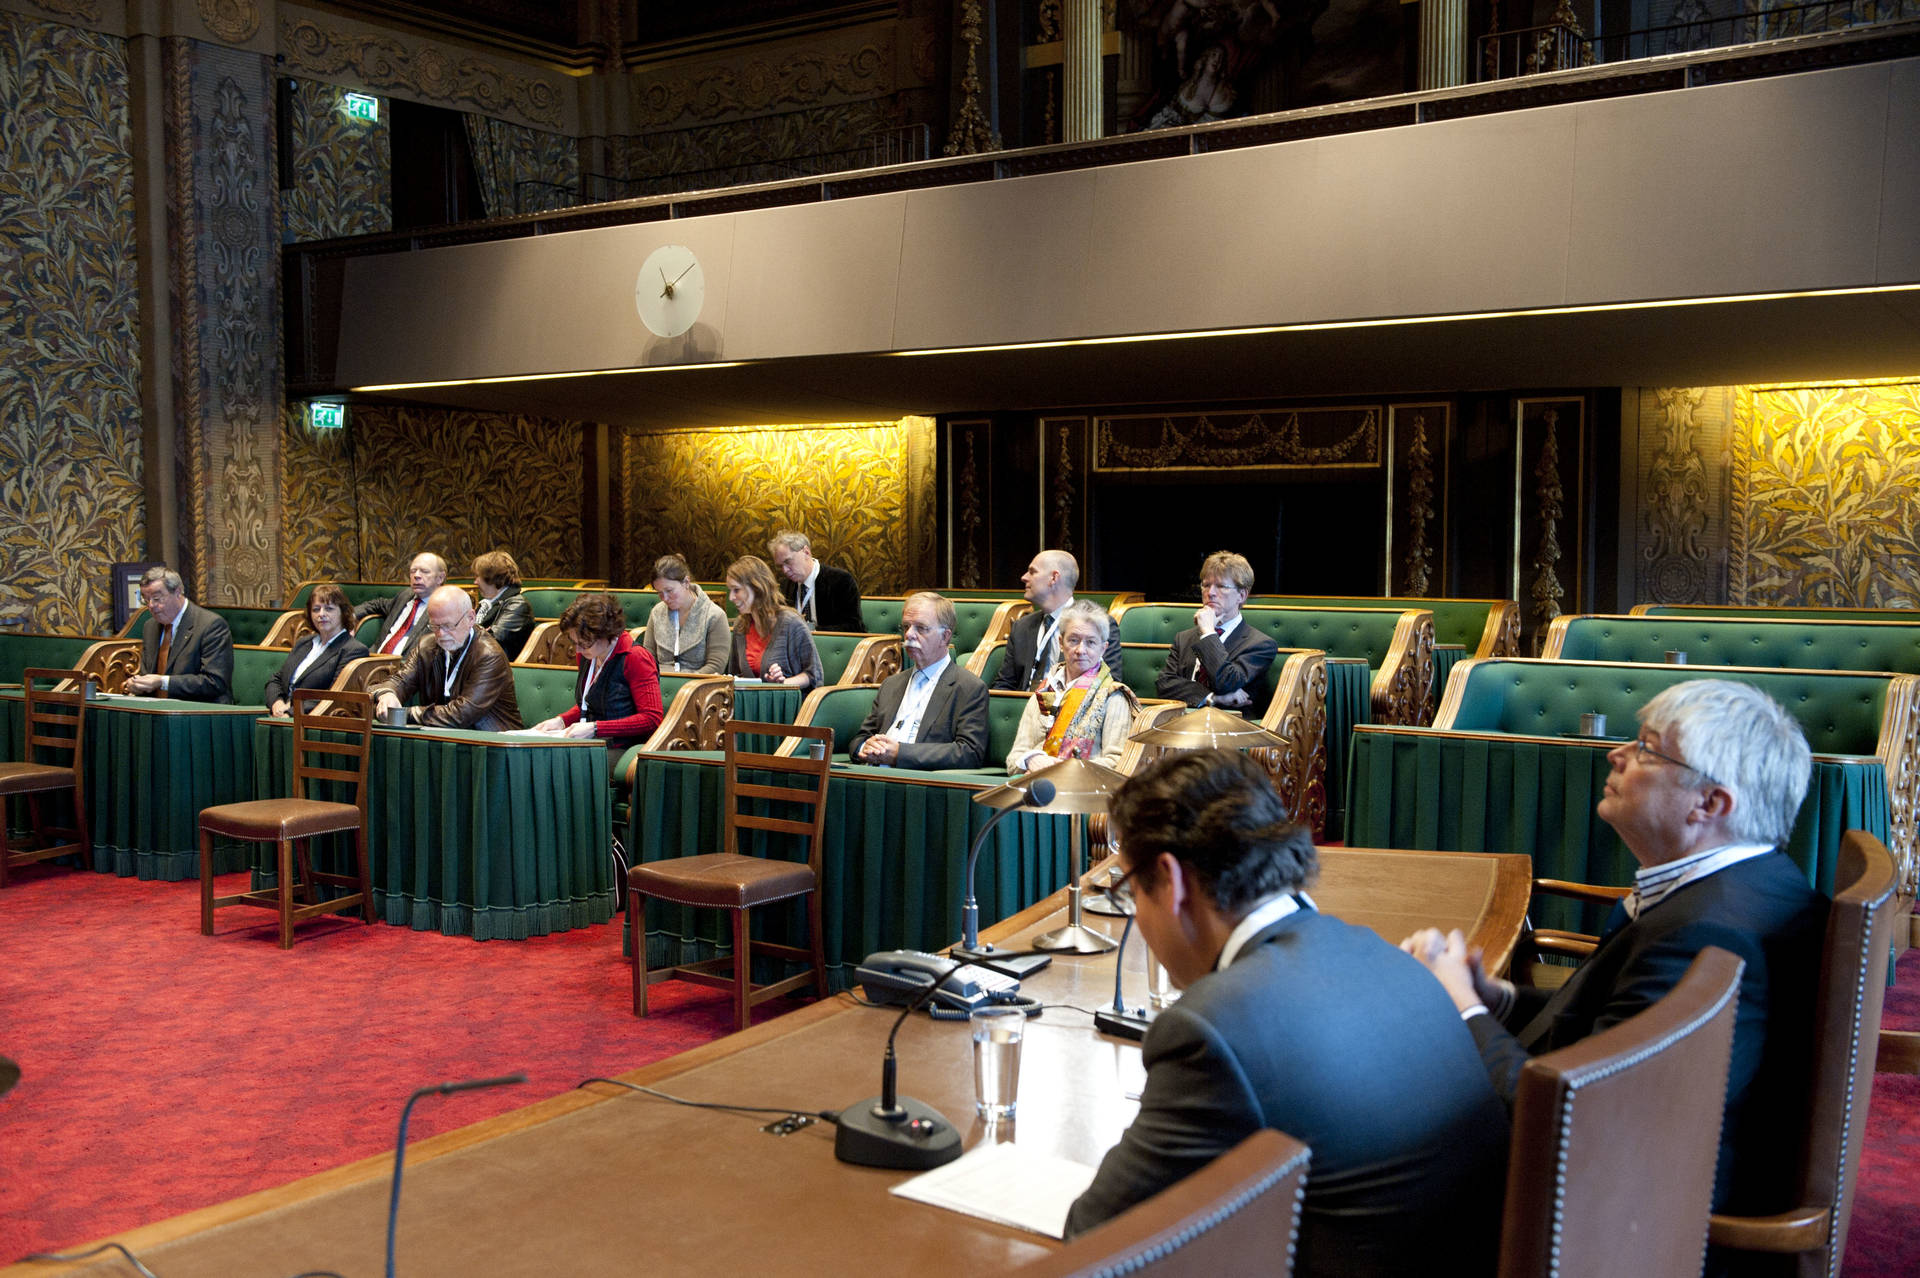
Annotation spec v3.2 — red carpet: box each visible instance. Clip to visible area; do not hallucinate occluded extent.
[4,865,1920,1275]
[0,864,750,1263]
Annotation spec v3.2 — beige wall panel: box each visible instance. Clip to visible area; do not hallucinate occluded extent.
[1878,59,1920,284]
[1084,110,1576,330]
[1566,62,1894,302]
[725,194,909,356]
[891,170,1101,349]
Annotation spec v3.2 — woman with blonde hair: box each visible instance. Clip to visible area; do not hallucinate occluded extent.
[725,555,823,688]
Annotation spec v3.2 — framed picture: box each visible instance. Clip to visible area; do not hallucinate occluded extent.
[111,562,161,634]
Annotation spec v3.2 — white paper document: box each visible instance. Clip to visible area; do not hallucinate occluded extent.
[889,1141,1097,1239]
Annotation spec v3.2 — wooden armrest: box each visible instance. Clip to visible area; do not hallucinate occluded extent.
[1527,928,1600,959]
[1877,1028,1920,1074]
[1535,878,1632,904]
[1707,1208,1829,1252]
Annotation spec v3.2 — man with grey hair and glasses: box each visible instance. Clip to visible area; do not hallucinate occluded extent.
[1403,679,1825,1221]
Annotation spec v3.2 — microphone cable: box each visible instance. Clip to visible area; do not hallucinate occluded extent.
[386,1073,526,1278]
[577,1076,833,1123]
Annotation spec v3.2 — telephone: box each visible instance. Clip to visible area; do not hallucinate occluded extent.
[855,950,1021,1013]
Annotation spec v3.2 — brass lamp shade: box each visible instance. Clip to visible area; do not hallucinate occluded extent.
[973,757,1128,814]
[1128,705,1289,751]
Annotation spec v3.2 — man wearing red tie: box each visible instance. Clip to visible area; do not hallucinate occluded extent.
[126,566,234,703]
[353,552,446,657]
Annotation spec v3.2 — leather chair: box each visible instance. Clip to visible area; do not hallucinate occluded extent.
[1011,1129,1309,1277]
[1708,828,1901,1276]
[629,720,834,1031]
[0,668,89,888]
[1499,946,1745,1278]
[198,689,376,949]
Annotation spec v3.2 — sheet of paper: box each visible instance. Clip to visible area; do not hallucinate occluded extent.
[889,1140,1097,1239]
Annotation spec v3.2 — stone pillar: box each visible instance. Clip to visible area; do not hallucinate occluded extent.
[1419,0,1470,90]
[1061,0,1102,142]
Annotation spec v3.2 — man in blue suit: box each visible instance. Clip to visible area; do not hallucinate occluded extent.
[1405,678,1826,1217]
[1066,750,1508,1278]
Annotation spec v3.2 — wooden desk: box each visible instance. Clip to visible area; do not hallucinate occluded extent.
[7,848,1528,1277]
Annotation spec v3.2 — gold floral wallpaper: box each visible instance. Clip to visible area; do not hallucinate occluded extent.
[280,75,391,243]
[463,114,579,217]
[280,403,584,593]
[619,419,936,592]
[0,14,144,636]
[1731,380,1920,607]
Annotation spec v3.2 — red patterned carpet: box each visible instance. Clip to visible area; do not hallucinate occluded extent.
[3,864,1919,1275]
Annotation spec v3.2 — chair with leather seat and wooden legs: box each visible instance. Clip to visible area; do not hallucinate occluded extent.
[630,720,833,1031]
[0,668,90,888]
[199,688,376,949]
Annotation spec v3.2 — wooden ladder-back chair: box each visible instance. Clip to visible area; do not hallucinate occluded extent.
[1012,1129,1310,1277]
[0,668,90,888]
[1708,829,1900,1277]
[629,720,834,1031]
[198,689,376,949]
[1499,946,1744,1278]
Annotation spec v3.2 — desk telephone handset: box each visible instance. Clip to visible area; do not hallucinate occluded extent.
[855,950,1023,1013]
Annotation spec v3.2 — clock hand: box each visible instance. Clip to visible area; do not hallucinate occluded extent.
[669,260,698,288]
[659,266,673,299]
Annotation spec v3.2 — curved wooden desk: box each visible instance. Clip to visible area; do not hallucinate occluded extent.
[7,848,1529,1277]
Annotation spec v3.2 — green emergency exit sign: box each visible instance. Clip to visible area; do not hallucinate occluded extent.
[343,93,379,122]
[308,401,346,431]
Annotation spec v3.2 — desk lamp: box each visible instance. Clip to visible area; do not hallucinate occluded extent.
[975,758,1127,954]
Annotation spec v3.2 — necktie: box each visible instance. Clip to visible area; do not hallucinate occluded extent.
[380,599,418,655]
[1197,624,1224,688]
[155,625,173,699]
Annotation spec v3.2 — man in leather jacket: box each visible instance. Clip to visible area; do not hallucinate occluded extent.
[370,585,523,731]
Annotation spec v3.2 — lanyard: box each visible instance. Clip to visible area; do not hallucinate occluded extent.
[442,635,475,698]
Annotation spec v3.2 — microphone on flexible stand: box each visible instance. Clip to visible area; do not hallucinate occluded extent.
[387,1072,527,1278]
[832,962,965,1170]
[1093,913,1155,1042]
[951,777,1055,978]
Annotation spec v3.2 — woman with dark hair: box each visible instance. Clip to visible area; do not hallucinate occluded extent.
[471,549,534,660]
[725,555,823,688]
[264,583,369,716]
[531,592,664,755]
[641,553,729,674]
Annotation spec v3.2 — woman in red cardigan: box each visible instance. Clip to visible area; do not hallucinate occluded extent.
[531,592,664,758]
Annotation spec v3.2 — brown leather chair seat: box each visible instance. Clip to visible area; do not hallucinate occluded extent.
[0,763,76,795]
[628,852,815,908]
[198,797,360,842]
[0,669,90,889]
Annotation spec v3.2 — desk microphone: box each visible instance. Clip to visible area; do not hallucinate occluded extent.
[387,1072,527,1278]
[832,963,964,1171]
[1093,914,1154,1042]
[951,777,1055,978]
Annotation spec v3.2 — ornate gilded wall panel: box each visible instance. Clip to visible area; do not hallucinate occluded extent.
[1631,385,1733,606]
[1094,408,1382,472]
[1731,381,1920,607]
[279,404,586,592]
[944,418,993,588]
[0,14,144,635]
[623,420,936,594]
[1039,416,1089,558]
[280,75,391,242]
[626,23,896,132]
[1516,397,1583,649]
[1386,403,1452,596]
[605,97,904,193]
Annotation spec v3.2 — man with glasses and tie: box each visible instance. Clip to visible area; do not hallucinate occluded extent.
[991,549,1122,692]
[1403,679,1826,1220]
[353,552,447,657]
[769,530,863,633]
[848,592,988,770]
[1154,550,1278,710]
[126,566,234,702]
[369,585,523,731]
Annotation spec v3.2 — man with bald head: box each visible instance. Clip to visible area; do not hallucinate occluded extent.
[354,552,448,657]
[992,549,1122,691]
[369,584,523,730]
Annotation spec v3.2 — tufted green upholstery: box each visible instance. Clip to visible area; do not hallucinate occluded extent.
[860,597,906,636]
[353,616,385,648]
[946,599,1014,655]
[524,587,672,625]
[973,641,1008,687]
[985,690,1031,762]
[813,633,864,684]
[791,686,881,756]
[211,608,284,647]
[1442,659,1894,756]
[1549,616,1920,677]
[511,665,582,726]
[1636,603,1919,623]
[0,634,105,686]
[230,645,291,704]
[1249,595,1506,653]
[1117,604,1410,670]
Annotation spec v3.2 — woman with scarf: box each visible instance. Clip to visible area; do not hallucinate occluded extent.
[1006,599,1140,773]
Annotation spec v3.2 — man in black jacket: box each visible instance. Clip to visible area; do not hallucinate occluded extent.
[1154,550,1277,709]
[992,549,1122,691]
[769,530,863,633]
[126,566,234,703]
[1405,678,1825,1217]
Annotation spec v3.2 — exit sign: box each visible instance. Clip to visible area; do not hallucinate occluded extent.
[308,401,346,431]
[343,93,379,122]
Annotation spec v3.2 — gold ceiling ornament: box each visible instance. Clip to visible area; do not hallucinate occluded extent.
[945,0,1002,156]
[198,0,261,43]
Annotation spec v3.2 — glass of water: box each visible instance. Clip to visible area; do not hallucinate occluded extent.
[970,1005,1026,1122]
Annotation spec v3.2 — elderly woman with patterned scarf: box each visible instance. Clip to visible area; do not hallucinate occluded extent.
[1006,599,1140,774]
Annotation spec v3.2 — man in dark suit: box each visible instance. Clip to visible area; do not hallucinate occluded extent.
[991,549,1122,692]
[353,552,446,657]
[848,592,988,769]
[1066,750,1508,1278]
[368,585,523,731]
[770,530,863,633]
[1405,678,1825,1216]
[1154,550,1278,709]
[126,566,234,703]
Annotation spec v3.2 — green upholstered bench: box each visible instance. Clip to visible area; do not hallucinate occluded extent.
[859,597,906,637]
[118,605,284,647]
[1544,615,1920,676]
[1632,603,1920,623]
[523,587,681,625]
[0,634,110,687]
[965,641,1009,688]
[812,633,902,686]
[1348,657,1916,918]
[927,588,1144,613]
[230,645,292,704]
[1249,595,1520,659]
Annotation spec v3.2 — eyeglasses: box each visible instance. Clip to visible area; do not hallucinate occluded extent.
[427,618,469,634]
[1631,737,1725,789]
